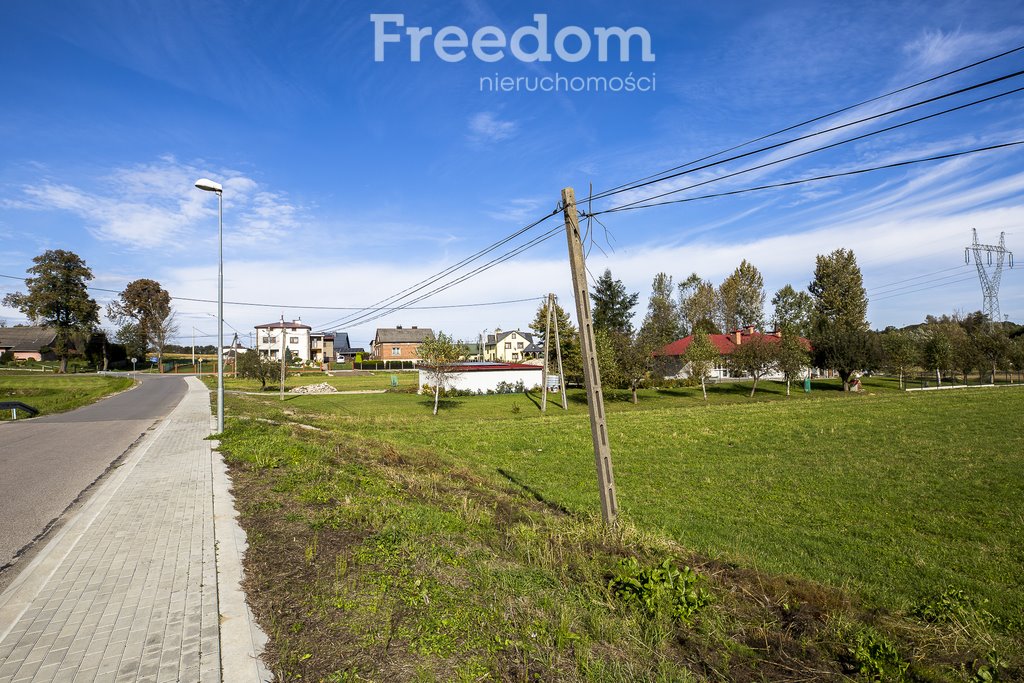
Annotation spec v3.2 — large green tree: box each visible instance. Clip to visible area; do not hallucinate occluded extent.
[638,272,682,350]
[718,260,765,333]
[808,248,870,391]
[678,273,720,335]
[591,268,638,336]
[2,250,100,373]
[107,279,174,371]
[771,284,813,337]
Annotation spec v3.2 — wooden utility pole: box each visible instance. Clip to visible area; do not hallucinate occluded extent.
[541,294,553,412]
[279,315,287,401]
[561,187,618,525]
[552,294,568,410]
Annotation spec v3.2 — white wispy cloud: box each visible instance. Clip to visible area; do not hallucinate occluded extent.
[467,112,519,145]
[9,157,302,251]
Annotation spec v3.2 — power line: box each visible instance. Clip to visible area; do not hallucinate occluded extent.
[587,140,1024,215]
[591,84,1024,214]
[866,264,971,291]
[0,272,546,316]
[586,44,1024,203]
[870,275,979,302]
[332,226,563,330]
[313,211,559,330]
[869,270,977,296]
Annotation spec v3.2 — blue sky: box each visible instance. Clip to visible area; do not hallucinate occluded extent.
[1,0,1023,349]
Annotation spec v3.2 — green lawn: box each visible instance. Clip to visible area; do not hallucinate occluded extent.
[217,378,1024,680]
[0,373,134,419]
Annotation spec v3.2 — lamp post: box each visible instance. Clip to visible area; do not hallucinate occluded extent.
[195,177,224,433]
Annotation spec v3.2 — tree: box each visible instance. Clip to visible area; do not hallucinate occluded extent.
[115,322,148,361]
[774,330,811,396]
[638,273,681,351]
[728,336,777,397]
[591,268,639,336]
[2,249,100,373]
[771,285,813,338]
[880,329,919,390]
[107,279,173,371]
[529,297,578,380]
[682,330,720,401]
[921,325,954,386]
[808,248,870,391]
[678,273,720,335]
[1009,336,1024,382]
[417,331,467,415]
[236,351,276,390]
[610,331,654,404]
[718,260,765,333]
[974,327,1010,384]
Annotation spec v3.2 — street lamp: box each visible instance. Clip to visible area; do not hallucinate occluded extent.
[195,177,224,433]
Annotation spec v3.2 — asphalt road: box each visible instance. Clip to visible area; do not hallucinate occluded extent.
[0,374,189,573]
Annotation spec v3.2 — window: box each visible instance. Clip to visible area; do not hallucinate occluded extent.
[512,353,519,360]
[289,336,298,344]
[505,342,512,349]
[392,346,401,356]
[261,336,270,344]
[517,342,524,349]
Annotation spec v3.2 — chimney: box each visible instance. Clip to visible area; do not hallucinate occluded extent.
[733,329,742,345]
[745,324,756,335]
[411,325,418,329]
[396,325,403,329]
[773,329,783,338]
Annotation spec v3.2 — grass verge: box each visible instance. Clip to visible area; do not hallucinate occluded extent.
[0,373,133,419]
[217,379,1023,681]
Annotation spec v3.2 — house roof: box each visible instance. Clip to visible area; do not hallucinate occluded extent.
[487,329,535,345]
[0,326,58,352]
[655,329,811,357]
[374,327,433,344]
[255,321,312,330]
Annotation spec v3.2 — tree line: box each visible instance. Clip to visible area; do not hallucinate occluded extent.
[2,250,178,372]
[522,248,1024,400]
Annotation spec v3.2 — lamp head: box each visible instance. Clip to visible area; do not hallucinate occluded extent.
[194,178,223,193]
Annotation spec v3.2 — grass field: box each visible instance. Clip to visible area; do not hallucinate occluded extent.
[216,378,1024,681]
[0,373,134,419]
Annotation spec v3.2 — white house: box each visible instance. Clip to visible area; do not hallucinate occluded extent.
[255,320,312,362]
[484,328,542,363]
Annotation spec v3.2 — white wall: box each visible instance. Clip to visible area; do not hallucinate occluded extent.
[418,367,543,394]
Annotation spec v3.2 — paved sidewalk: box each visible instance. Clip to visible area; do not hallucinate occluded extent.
[0,377,268,682]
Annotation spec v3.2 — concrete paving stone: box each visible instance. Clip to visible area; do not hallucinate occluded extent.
[52,666,80,683]
[91,668,118,683]
[73,667,100,682]
[33,662,62,680]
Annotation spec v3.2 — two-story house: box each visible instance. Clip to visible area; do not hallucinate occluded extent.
[255,320,312,362]
[371,326,433,364]
[485,328,542,363]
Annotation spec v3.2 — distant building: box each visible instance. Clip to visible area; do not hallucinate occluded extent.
[255,320,312,362]
[0,326,58,361]
[484,328,542,362]
[654,326,812,380]
[331,332,366,363]
[371,326,433,364]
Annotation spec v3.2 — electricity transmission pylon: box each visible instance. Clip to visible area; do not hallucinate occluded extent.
[965,229,1014,325]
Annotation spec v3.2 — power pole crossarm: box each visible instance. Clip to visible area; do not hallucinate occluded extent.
[561,187,618,526]
[966,229,1014,326]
